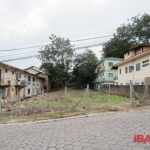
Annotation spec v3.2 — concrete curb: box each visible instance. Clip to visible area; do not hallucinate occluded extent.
[0,109,148,127]
[0,111,120,127]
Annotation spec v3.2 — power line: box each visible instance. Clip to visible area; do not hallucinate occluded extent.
[0,51,39,58]
[0,39,108,59]
[0,35,112,52]
[0,42,105,62]
[71,35,112,42]
[1,55,38,62]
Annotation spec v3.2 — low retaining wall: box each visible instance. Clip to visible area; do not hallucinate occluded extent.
[100,85,150,99]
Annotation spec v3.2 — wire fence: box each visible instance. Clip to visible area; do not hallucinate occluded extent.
[0,83,137,117]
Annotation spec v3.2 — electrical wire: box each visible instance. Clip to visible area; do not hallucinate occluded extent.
[0,35,112,52]
[0,42,104,62]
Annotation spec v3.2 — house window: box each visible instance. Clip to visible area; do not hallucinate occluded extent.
[12,71,14,74]
[28,89,30,94]
[19,73,21,79]
[135,82,139,85]
[127,51,130,56]
[141,82,144,85]
[28,76,31,81]
[142,59,149,67]
[16,73,18,80]
[136,63,140,71]
[136,48,142,55]
[129,66,133,73]
[33,77,35,82]
[24,76,26,78]
[125,67,128,74]
[5,69,7,73]
[120,69,121,74]
[109,62,113,66]
[108,73,113,77]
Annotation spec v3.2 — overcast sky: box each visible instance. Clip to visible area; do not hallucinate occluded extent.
[0,0,150,69]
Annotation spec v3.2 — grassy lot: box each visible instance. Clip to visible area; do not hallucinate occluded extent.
[0,89,131,124]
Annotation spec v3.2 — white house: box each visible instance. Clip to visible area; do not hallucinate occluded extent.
[112,43,150,85]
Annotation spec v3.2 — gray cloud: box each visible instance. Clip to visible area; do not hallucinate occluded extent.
[0,0,150,68]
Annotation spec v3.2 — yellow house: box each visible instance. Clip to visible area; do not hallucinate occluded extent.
[0,62,43,107]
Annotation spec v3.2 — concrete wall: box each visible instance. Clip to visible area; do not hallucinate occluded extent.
[101,85,150,99]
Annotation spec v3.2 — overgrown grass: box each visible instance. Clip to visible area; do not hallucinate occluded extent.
[0,90,130,124]
[81,93,127,104]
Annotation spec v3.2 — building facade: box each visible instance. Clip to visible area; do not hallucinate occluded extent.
[25,66,52,91]
[0,62,44,107]
[94,57,123,90]
[113,44,150,85]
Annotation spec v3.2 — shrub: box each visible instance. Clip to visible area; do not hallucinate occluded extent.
[138,98,146,104]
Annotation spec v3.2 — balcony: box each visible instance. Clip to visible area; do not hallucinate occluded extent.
[94,76,105,83]
[113,76,118,80]
[95,66,105,74]
[15,80,27,88]
[0,78,11,88]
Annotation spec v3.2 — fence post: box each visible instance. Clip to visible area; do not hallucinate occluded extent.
[86,84,90,110]
[42,87,44,113]
[109,84,110,100]
[65,86,67,111]
[144,79,148,99]
[130,80,133,105]
[0,89,2,115]
[18,89,21,116]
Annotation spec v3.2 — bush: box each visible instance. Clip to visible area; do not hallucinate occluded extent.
[138,98,146,104]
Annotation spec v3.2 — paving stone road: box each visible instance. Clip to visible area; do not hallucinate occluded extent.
[0,109,150,150]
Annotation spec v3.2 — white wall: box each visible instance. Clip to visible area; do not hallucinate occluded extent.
[24,74,41,97]
[117,54,150,85]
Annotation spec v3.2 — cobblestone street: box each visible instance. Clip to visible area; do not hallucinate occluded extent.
[0,109,150,150]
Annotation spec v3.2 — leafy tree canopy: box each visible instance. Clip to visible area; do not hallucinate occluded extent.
[103,13,150,58]
[73,49,98,87]
[38,34,74,87]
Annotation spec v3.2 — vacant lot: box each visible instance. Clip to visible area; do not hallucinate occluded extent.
[0,88,140,123]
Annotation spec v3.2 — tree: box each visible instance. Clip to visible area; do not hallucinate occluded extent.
[103,13,150,58]
[38,34,74,88]
[73,49,98,87]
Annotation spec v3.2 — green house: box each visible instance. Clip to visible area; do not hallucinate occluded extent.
[94,57,123,90]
